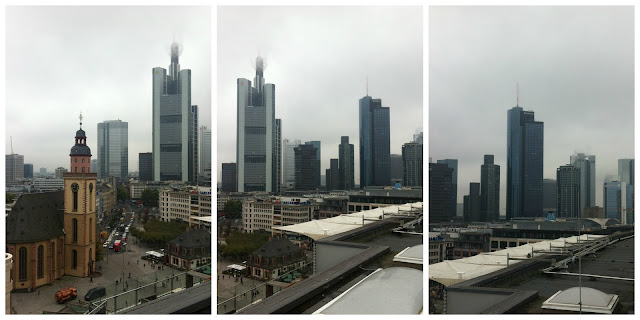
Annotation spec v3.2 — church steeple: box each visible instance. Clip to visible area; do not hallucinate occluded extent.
[69,113,92,174]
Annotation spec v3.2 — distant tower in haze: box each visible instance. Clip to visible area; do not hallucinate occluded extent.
[199,126,212,180]
[97,120,128,180]
[359,95,390,187]
[283,139,301,190]
[152,41,198,183]
[570,153,595,216]
[506,101,544,220]
[618,159,634,186]
[437,159,458,217]
[480,155,500,221]
[236,56,281,192]
[429,163,453,222]
[338,136,355,190]
[557,165,580,218]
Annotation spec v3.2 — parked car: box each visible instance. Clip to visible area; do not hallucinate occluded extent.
[84,286,106,301]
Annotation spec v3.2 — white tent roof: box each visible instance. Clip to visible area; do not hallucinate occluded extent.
[394,245,424,265]
[273,202,423,240]
[430,233,605,287]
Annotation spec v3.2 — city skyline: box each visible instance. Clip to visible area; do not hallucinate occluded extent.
[6,6,211,173]
[217,6,423,185]
[430,6,634,214]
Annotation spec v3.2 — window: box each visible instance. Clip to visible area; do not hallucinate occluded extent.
[82,167,85,173]
[37,245,44,279]
[19,247,27,281]
[73,218,78,243]
[72,250,78,269]
[75,167,78,173]
[71,183,79,211]
[75,158,77,163]
[82,158,85,163]
[90,218,93,241]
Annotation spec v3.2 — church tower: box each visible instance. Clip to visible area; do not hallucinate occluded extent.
[64,114,97,277]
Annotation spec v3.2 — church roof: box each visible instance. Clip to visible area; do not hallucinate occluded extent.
[250,237,303,258]
[6,191,65,244]
[70,144,92,156]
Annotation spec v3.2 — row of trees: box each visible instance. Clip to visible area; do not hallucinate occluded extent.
[219,231,270,260]
[130,218,188,248]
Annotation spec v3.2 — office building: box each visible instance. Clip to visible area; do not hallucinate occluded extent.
[221,163,237,192]
[402,142,422,187]
[437,159,458,218]
[506,106,544,219]
[480,155,500,221]
[294,144,319,190]
[40,167,47,175]
[570,153,595,215]
[139,152,153,182]
[326,159,339,191]
[618,159,634,186]
[305,141,321,188]
[236,56,280,192]
[359,96,390,187]
[6,154,24,186]
[199,126,212,180]
[429,163,453,222]
[23,163,33,179]
[543,179,557,214]
[556,165,580,218]
[90,159,97,174]
[274,119,282,193]
[152,42,198,182]
[241,196,316,236]
[463,183,481,222]
[390,154,403,184]
[55,167,68,179]
[338,136,355,190]
[160,187,212,223]
[97,120,128,180]
[283,139,301,190]
[604,181,633,224]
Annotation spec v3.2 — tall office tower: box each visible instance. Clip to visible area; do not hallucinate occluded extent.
[429,163,453,222]
[274,119,282,193]
[359,96,390,187]
[153,42,198,183]
[6,154,24,186]
[570,153,595,216]
[437,159,458,218]
[199,126,212,180]
[506,106,544,220]
[236,56,280,192]
[221,163,237,192]
[618,159,634,186]
[305,141,321,188]
[402,142,423,187]
[390,154,403,184]
[97,120,128,180]
[480,155,500,222]
[463,183,481,222]
[139,152,153,181]
[604,180,633,224]
[338,136,355,190]
[283,139,301,190]
[557,165,581,218]
[326,158,339,191]
[23,163,33,179]
[90,159,97,175]
[543,179,557,214]
[294,144,319,190]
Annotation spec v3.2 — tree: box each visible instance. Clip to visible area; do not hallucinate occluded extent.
[117,186,127,201]
[224,200,243,219]
[141,189,159,207]
[221,231,270,260]
[6,193,16,204]
[95,241,104,262]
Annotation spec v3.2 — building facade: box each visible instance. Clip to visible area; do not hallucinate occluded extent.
[338,136,355,190]
[480,155,500,222]
[304,140,321,189]
[55,167,68,179]
[618,158,634,186]
[326,159,339,191]
[152,42,198,183]
[242,197,316,236]
[23,163,33,179]
[429,163,453,222]
[221,163,237,192]
[159,187,212,224]
[463,183,481,222]
[236,56,281,192]
[199,126,212,180]
[32,178,65,191]
[506,106,544,220]
[359,96,391,187]
[402,142,423,187]
[543,179,557,215]
[294,144,319,190]
[390,154,403,184]
[6,154,24,186]
[603,181,633,224]
[556,165,581,218]
[139,152,153,182]
[97,120,129,180]
[246,237,305,281]
[283,139,301,190]
[436,159,458,220]
[569,153,595,216]
[165,229,211,271]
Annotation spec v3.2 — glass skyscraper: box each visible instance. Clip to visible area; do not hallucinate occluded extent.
[480,155,500,221]
[437,159,458,218]
[199,126,212,180]
[152,42,198,183]
[507,106,544,220]
[236,56,281,192]
[359,96,390,187]
[338,136,355,190]
[556,165,580,218]
[618,158,634,186]
[97,120,128,180]
[570,153,595,215]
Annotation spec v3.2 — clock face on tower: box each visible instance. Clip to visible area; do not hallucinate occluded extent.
[71,183,79,193]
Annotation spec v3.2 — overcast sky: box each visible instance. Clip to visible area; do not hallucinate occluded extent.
[6,6,211,173]
[430,6,634,214]
[217,6,423,184]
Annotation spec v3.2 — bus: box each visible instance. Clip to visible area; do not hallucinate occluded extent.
[113,240,121,252]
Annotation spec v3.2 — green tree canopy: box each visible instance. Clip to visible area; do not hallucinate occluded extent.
[6,193,16,204]
[141,188,159,206]
[224,200,243,219]
[117,186,127,201]
[220,231,270,260]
